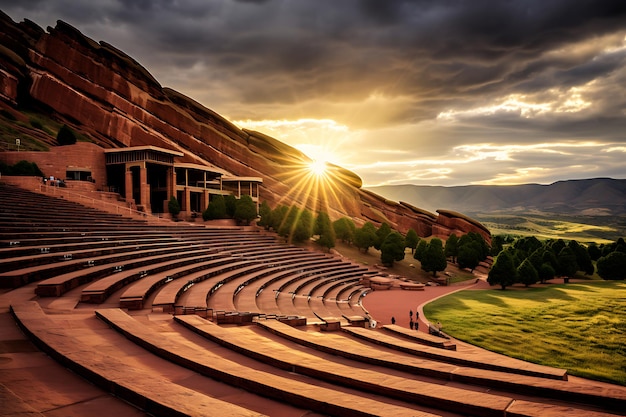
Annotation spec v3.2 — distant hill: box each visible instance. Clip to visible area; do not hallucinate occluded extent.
[366,178,626,217]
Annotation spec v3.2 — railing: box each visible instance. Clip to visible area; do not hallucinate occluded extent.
[38,184,167,222]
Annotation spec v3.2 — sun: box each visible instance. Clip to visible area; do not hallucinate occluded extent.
[308,158,328,177]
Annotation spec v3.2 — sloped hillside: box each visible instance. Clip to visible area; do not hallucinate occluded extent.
[0,12,489,241]
[368,178,626,216]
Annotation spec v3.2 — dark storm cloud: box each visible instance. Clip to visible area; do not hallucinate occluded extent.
[1,0,626,185]
[3,1,625,114]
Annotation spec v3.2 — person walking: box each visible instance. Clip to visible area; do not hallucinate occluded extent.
[391,316,396,325]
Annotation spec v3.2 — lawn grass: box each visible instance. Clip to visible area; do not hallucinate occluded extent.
[423,281,626,385]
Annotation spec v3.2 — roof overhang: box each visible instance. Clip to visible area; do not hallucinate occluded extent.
[104,146,184,157]
[222,176,263,183]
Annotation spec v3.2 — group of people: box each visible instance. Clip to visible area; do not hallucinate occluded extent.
[390,309,442,333]
[390,309,421,331]
[42,176,65,187]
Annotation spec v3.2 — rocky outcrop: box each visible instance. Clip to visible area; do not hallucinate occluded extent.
[0,13,489,242]
[433,210,491,242]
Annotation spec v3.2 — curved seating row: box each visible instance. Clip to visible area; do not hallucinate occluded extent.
[9,302,268,417]
[95,307,441,417]
[5,184,626,417]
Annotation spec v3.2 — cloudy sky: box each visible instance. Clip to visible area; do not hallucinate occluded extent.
[3,1,626,186]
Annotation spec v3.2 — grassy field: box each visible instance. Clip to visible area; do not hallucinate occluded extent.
[423,281,626,385]
[472,211,626,243]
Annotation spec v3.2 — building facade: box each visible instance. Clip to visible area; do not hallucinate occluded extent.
[1,143,262,217]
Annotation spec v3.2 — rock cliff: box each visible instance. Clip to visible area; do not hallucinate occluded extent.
[0,13,489,242]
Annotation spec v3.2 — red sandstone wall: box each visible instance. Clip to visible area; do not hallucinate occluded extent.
[0,15,491,241]
[0,142,106,188]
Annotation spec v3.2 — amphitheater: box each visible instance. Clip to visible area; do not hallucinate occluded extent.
[1,183,625,417]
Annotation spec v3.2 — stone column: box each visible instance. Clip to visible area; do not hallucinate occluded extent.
[139,163,150,212]
[124,164,133,205]
[202,189,209,211]
[184,186,191,216]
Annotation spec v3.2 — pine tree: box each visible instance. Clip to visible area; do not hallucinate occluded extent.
[292,208,313,243]
[444,234,459,262]
[374,222,391,250]
[333,217,356,243]
[421,238,447,277]
[380,232,406,267]
[405,228,419,253]
[487,250,517,289]
[257,201,272,229]
[517,258,539,287]
[354,222,377,253]
[316,212,336,252]
[234,195,257,225]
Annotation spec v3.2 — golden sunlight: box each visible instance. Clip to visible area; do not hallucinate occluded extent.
[308,158,328,177]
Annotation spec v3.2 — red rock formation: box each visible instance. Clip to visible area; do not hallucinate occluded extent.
[0,13,490,242]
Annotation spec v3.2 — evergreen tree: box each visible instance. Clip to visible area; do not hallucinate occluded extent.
[380,231,405,267]
[257,201,272,229]
[315,211,336,252]
[278,205,300,240]
[587,243,602,261]
[405,228,419,253]
[374,222,392,250]
[457,242,481,271]
[513,236,542,259]
[550,239,566,256]
[517,258,539,287]
[234,195,257,225]
[269,205,288,232]
[421,238,447,277]
[487,250,517,289]
[597,251,626,280]
[333,217,356,244]
[490,235,505,256]
[354,222,377,253]
[541,248,559,272]
[314,211,331,236]
[414,239,428,262]
[292,208,313,243]
[557,246,578,278]
[205,195,227,219]
[527,247,544,271]
[168,196,180,218]
[538,262,555,283]
[444,234,459,262]
[57,124,77,145]
[568,240,594,275]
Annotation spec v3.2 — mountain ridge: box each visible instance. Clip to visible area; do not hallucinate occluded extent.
[366,178,626,217]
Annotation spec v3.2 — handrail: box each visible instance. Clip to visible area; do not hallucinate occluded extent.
[38,184,167,222]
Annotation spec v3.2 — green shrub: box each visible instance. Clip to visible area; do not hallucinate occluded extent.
[57,124,77,145]
[1,160,44,177]
[168,196,181,217]
[30,118,44,130]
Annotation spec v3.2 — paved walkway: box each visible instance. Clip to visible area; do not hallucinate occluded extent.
[362,276,490,331]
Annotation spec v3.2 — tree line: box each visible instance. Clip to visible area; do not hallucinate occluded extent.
[257,201,491,277]
[487,236,626,289]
